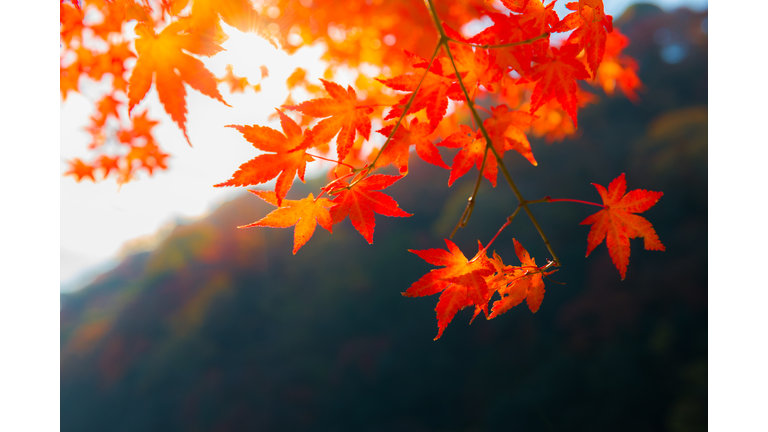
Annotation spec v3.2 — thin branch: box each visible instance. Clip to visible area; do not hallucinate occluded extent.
[424,0,560,266]
[314,171,357,201]
[353,41,443,187]
[449,146,489,238]
[496,161,561,266]
[446,32,549,50]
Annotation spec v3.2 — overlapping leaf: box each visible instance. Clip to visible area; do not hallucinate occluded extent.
[438,125,500,187]
[504,0,560,36]
[404,239,495,340]
[285,79,373,163]
[519,44,590,127]
[483,105,538,166]
[442,25,503,96]
[326,174,411,244]
[377,56,456,128]
[468,13,535,75]
[581,173,665,279]
[243,191,334,254]
[488,239,551,318]
[554,0,614,77]
[215,110,314,207]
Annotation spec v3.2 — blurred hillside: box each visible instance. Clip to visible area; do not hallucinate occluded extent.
[61,5,707,432]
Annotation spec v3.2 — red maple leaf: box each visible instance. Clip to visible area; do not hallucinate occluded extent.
[242,190,334,255]
[284,79,373,163]
[439,105,539,189]
[437,124,498,187]
[554,0,614,77]
[376,117,448,175]
[326,174,411,244]
[215,110,315,207]
[503,0,560,36]
[403,239,496,340]
[520,44,590,127]
[581,173,665,280]
[468,13,534,76]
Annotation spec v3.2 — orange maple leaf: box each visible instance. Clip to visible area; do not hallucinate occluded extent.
[126,141,170,176]
[483,105,538,166]
[377,59,456,128]
[488,239,551,319]
[242,191,334,255]
[97,155,121,179]
[442,25,503,96]
[326,174,411,244]
[581,173,665,280]
[92,93,122,128]
[65,158,96,182]
[468,13,534,76]
[403,239,496,340]
[595,30,642,102]
[118,109,160,145]
[128,21,230,145]
[285,79,373,163]
[60,1,84,45]
[217,64,253,93]
[215,110,315,207]
[376,118,448,175]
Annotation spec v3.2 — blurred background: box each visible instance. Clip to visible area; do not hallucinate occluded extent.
[60,2,707,431]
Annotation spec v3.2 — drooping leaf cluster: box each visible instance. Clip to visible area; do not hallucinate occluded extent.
[61,0,663,339]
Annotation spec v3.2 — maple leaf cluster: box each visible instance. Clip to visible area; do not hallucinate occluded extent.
[61,0,664,339]
[404,238,553,340]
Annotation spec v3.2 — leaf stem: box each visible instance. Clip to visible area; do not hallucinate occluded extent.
[546,197,604,207]
[306,153,358,170]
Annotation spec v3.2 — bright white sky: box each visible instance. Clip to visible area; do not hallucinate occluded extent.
[60,0,708,291]
[61,30,330,290]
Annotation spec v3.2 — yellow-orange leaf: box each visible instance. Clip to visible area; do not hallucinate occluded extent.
[128,21,230,145]
[242,191,334,255]
[285,79,373,162]
[215,110,314,207]
[488,239,549,319]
